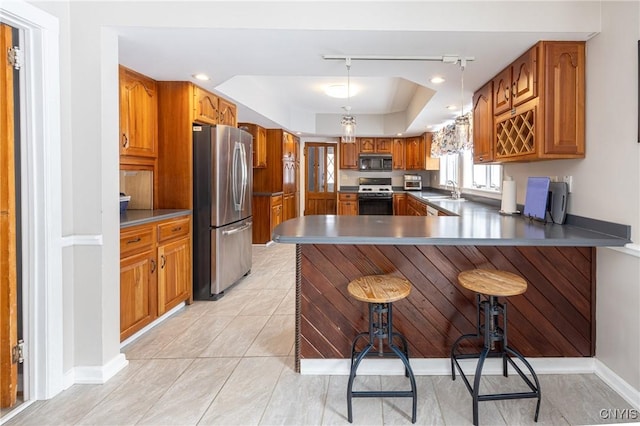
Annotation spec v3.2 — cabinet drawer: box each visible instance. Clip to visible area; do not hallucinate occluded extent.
[271,194,283,207]
[339,193,358,201]
[120,225,154,257]
[158,217,191,242]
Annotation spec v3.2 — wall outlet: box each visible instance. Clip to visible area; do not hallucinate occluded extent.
[563,175,573,192]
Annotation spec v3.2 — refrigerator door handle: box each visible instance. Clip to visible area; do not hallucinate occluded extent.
[239,142,248,211]
[222,221,253,236]
[232,142,242,211]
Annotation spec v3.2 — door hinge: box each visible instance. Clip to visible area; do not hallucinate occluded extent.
[8,46,23,70]
[12,340,24,364]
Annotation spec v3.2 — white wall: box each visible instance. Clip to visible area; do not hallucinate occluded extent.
[504,1,640,394]
[21,0,639,398]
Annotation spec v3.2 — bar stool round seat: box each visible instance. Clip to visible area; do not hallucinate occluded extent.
[346,275,417,424]
[458,269,527,297]
[347,275,411,303]
[451,269,541,426]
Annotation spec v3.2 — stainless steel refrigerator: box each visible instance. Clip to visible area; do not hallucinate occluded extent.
[192,124,252,300]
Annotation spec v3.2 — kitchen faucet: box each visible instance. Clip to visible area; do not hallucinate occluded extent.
[447,180,461,199]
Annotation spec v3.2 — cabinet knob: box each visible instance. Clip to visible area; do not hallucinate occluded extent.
[150,259,156,273]
[512,81,517,98]
[127,237,141,244]
[122,133,129,148]
[160,255,166,269]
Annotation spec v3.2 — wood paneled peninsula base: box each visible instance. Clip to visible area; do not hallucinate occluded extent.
[272,214,630,372]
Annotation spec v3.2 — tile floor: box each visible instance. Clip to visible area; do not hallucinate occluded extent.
[4,243,637,425]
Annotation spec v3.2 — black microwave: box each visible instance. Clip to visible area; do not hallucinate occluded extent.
[359,154,392,171]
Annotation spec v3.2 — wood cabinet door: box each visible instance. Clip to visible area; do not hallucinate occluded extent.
[358,138,375,153]
[255,126,267,168]
[157,237,191,316]
[218,97,237,126]
[405,137,424,169]
[472,81,495,163]
[375,138,392,153]
[120,250,156,340]
[511,46,537,108]
[193,86,220,125]
[119,66,158,158]
[337,201,358,215]
[339,141,358,169]
[271,202,282,232]
[283,192,296,221]
[393,194,407,215]
[542,41,585,156]
[392,138,405,170]
[283,132,296,160]
[492,66,512,116]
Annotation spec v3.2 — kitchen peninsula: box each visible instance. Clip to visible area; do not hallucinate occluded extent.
[273,197,631,373]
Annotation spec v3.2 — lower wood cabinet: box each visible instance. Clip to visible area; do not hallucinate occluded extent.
[120,214,192,341]
[393,193,407,215]
[337,193,358,215]
[253,194,283,244]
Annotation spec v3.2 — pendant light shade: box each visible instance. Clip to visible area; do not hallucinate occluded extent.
[340,58,356,143]
[455,59,470,147]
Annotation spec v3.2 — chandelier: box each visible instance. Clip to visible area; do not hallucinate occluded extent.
[341,58,356,143]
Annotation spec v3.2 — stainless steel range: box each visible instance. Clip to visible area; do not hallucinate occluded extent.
[358,177,393,215]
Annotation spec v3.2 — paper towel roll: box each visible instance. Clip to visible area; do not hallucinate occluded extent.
[501,180,517,213]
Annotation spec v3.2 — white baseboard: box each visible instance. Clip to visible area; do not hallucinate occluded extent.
[63,353,128,386]
[120,302,186,349]
[595,359,640,410]
[300,357,596,376]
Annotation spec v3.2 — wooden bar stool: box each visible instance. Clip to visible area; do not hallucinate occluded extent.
[450,269,541,426]
[346,275,417,424]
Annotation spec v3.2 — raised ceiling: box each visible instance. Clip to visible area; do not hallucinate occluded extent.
[116,1,599,138]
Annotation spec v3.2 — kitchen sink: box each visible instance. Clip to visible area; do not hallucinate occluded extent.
[422,195,466,202]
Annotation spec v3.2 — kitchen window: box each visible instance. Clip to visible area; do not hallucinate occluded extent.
[439,150,503,193]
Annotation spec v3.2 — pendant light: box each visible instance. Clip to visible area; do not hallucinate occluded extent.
[454,58,470,147]
[341,57,356,143]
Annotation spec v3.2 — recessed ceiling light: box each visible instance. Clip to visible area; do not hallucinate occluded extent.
[396,133,403,136]
[430,76,445,84]
[446,105,458,111]
[193,73,210,81]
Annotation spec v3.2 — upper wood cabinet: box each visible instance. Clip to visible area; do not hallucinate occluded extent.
[493,46,537,116]
[405,136,424,170]
[392,138,405,170]
[193,86,220,125]
[472,80,495,163]
[339,141,359,169]
[239,123,267,168]
[359,137,392,154]
[493,41,585,162]
[218,97,237,126]
[193,85,237,127]
[119,66,158,159]
[374,138,393,153]
[283,132,296,160]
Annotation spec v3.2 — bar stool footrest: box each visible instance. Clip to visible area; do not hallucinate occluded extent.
[352,390,415,398]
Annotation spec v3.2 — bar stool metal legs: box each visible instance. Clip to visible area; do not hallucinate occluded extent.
[347,301,417,424]
[451,294,541,426]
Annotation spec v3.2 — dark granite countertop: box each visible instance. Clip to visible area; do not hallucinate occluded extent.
[120,209,191,228]
[273,193,631,247]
